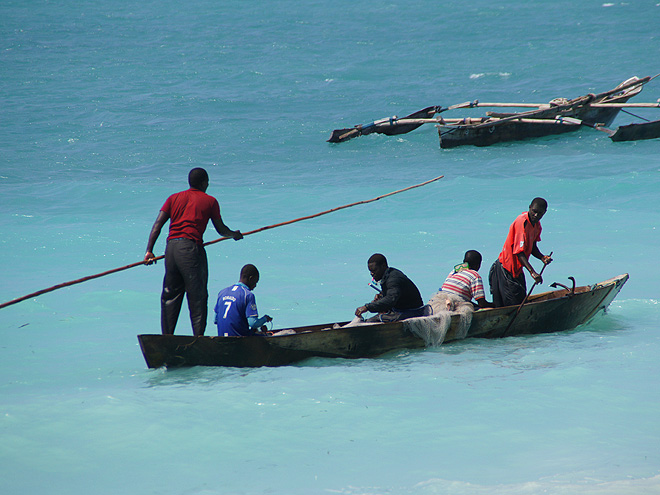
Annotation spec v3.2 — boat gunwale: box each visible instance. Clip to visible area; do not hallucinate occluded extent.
[138,274,628,342]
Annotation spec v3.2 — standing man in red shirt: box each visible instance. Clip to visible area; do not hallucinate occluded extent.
[144,168,243,335]
[488,198,553,307]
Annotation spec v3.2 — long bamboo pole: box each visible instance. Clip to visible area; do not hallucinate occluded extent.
[476,102,660,108]
[585,102,660,108]
[376,117,584,126]
[0,175,444,310]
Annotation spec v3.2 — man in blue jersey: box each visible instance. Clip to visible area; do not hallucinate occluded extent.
[214,264,272,336]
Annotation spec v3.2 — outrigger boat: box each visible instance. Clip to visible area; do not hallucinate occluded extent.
[328,76,660,147]
[437,77,647,148]
[138,273,628,369]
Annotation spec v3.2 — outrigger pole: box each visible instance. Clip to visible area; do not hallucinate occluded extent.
[0,175,444,310]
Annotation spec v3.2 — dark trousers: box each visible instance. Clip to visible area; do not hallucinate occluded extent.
[489,259,526,308]
[365,306,426,323]
[161,238,208,336]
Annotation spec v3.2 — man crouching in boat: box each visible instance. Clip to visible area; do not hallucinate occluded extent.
[428,250,494,313]
[355,253,425,323]
[214,264,272,336]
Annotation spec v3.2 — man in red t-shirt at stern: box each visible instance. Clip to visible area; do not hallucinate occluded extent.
[144,168,243,336]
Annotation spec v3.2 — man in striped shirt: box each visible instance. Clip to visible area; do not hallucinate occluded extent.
[440,250,493,309]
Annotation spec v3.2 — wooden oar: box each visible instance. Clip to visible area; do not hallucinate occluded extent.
[0,175,444,310]
[555,116,617,136]
[502,252,553,337]
[327,101,476,143]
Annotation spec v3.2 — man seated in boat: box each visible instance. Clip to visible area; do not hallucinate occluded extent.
[488,197,553,307]
[355,253,425,323]
[214,264,272,336]
[428,250,493,313]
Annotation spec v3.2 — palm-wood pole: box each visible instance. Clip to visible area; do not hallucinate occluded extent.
[0,175,444,310]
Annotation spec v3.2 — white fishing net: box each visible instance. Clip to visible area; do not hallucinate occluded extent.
[341,316,379,328]
[422,291,475,343]
[272,295,475,347]
[336,293,476,347]
[336,312,455,347]
[403,315,452,346]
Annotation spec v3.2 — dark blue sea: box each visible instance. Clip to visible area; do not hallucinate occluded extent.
[2,1,659,494]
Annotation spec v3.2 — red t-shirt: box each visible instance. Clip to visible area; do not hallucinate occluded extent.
[498,211,542,278]
[161,189,221,244]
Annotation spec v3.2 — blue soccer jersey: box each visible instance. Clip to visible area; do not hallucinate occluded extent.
[214,283,259,336]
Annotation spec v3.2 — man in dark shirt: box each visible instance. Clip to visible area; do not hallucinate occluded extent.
[355,253,425,322]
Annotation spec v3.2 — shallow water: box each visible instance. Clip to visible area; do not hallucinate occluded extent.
[1,1,659,494]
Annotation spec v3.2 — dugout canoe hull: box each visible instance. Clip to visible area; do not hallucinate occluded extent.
[609,119,660,142]
[437,78,644,148]
[138,274,628,369]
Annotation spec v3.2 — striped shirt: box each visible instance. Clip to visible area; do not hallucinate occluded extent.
[441,268,485,302]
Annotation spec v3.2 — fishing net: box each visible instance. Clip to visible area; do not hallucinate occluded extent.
[337,313,453,347]
[340,316,379,327]
[403,315,452,346]
[424,291,475,341]
[272,297,475,346]
[549,97,570,106]
[336,294,475,347]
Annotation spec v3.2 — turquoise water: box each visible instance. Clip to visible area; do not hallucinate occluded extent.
[2,1,660,494]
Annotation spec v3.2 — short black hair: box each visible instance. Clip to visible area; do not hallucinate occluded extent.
[530,197,548,211]
[463,250,482,269]
[188,167,209,189]
[368,253,388,267]
[240,264,259,279]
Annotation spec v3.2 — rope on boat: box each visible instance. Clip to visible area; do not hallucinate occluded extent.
[0,175,445,310]
[621,108,650,122]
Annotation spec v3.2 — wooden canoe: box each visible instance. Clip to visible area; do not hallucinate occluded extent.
[138,274,628,369]
[609,119,660,142]
[437,77,646,148]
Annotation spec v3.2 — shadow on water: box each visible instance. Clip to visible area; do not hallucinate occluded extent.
[300,348,421,371]
[142,365,260,388]
[140,347,424,382]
